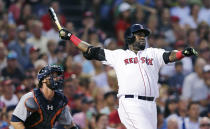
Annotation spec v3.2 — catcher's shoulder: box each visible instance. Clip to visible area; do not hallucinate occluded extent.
[20,92,33,101]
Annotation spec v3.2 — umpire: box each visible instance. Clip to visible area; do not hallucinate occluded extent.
[10,65,78,129]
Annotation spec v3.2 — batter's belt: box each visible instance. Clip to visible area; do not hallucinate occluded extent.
[124,95,154,101]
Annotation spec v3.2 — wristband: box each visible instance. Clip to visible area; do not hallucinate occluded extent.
[176,51,184,60]
[70,35,81,46]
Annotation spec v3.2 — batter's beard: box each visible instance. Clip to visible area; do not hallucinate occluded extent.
[133,42,145,51]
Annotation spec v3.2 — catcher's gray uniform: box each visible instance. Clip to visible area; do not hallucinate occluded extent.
[11,92,73,127]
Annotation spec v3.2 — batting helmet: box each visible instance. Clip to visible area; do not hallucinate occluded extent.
[37,65,64,90]
[125,24,150,45]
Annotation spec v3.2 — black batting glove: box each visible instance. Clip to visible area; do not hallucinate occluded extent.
[182,47,198,57]
[59,28,72,40]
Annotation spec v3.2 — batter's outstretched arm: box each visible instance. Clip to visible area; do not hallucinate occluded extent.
[59,28,106,61]
[163,48,198,63]
[58,29,91,52]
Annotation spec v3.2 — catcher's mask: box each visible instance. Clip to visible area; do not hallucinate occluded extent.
[37,65,64,90]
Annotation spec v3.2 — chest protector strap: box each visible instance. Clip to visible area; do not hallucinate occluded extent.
[24,88,67,129]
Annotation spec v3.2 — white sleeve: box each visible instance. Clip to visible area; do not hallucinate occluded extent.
[102,49,121,67]
[12,92,33,121]
[57,106,73,125]
[152,48,166,68]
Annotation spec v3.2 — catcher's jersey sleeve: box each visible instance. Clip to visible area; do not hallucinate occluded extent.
[12,92,33,122]
[57,106,73,125]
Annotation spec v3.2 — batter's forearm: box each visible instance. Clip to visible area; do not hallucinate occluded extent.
[77,41,91,53]
[10,122,25,129]
[59,29,91,53]
[169,50,184,62]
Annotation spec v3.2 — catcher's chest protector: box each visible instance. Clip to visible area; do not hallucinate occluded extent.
[24,88,67,129]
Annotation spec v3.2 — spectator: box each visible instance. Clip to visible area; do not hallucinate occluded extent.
[147,14,159,35]
[15,84,27,100]
[133,5,145,25]
[157,106,167,129]
[71,93,83,115]
[28,46,40,69]
[168,61,185,94]
[164,97,178,118]
[33,0,51,18]
[41,0,66,31]
[185,102,201,129]
[181,4,200,29]
[198,40,210,63]
[63,78,77,107]
[197,22,209,40]
[0,79,18,107]
[0,43,7,75]
[186,29,199,49]
[92,60,110,92]
[63,55,75,79]
[5,105,15,129]
[73,96,93,129]
[198,0,210,26]
[167,97,189,129]
[159,8,173,37]
[17,4,33,25]
[100,91,117,115]
[107,69,118,91]
[182,58,209,109]
[47,39,58,65]
[108,109,123,129]
[8,25,32,70]
[45,22,61,42]
[1,51,25,84]
[167,116,179,129]
[8,0,25,22]
[115,2,131,46]
[199,117,210,129]
[79,10,95,41]
[95,113,109,129]
[27,20,48,54]
[104,38,117,50]
[3,23,16,47]
[170,0,190,24]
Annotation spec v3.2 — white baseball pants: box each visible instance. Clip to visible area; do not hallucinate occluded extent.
[118,96,157,129]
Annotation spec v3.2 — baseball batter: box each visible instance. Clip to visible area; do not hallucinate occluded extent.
[59,24,198,129]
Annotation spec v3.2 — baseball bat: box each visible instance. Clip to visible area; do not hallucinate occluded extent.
[49,7,63,31]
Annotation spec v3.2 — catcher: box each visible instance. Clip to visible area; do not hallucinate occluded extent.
[10,65,78,129]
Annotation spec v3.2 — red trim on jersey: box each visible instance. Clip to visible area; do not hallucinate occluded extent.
[50,106,65,127]
[143,68,151,96]
[137,52,147,96]
[70,35,81,46]
[121,99,138,129]
[31,91,43,127]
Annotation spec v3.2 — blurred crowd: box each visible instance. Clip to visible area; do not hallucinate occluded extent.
[0,0,209,129]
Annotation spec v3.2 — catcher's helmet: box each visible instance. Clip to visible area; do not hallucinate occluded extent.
[125,24,150,46]
[37,65,64,90]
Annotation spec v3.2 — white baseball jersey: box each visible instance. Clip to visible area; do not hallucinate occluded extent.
[102,47,166,98]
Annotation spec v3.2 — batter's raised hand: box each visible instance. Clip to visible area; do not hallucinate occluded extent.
[182,47,198,57]
[59,28,72,40]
